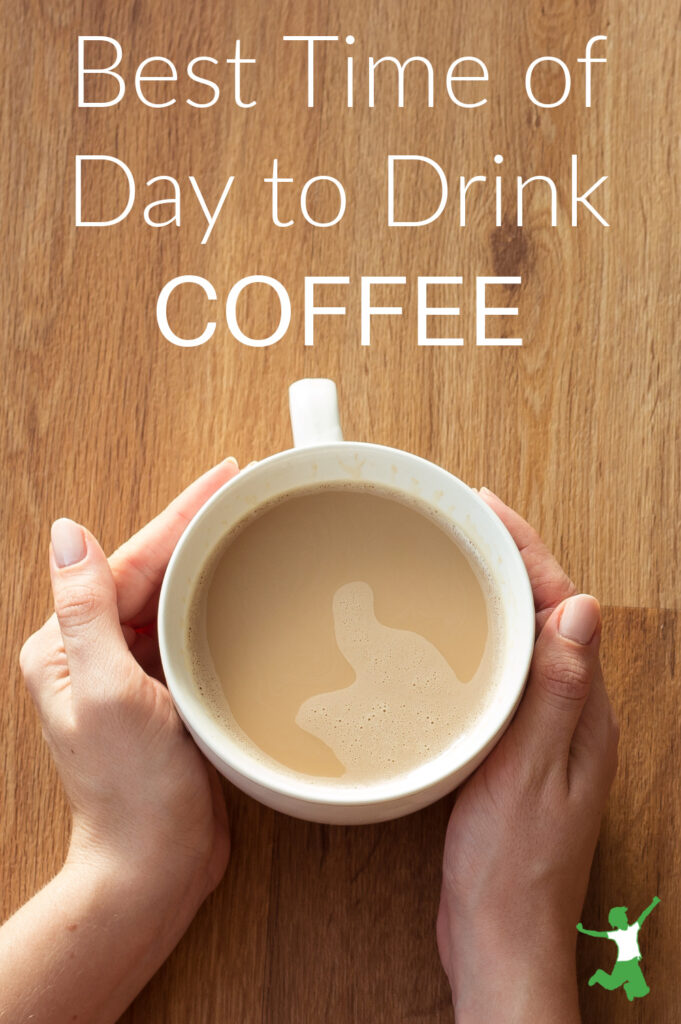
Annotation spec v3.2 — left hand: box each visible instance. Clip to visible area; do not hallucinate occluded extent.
[19,457,239,918]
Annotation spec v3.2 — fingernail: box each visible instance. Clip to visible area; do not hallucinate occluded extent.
[479,486,494,498]
[225,456,239,468]
[246,460,258,469]
[51,518,86,568]
[558,595,600,645]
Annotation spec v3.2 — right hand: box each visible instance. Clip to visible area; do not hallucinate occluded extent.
[436,489,619,1023]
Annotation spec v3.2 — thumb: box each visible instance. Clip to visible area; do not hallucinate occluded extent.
[49,518,130,697]
[511,594,601,773]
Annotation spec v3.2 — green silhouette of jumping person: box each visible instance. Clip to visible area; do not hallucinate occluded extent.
[577,897,660,1001]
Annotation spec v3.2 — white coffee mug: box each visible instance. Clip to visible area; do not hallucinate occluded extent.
[158,379,535,825]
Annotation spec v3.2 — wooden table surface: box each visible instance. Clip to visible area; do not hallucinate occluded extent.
[3,1,680,1021]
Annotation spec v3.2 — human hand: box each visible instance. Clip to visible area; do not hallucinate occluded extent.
[436,488,619,1024]
[19,457,239,922]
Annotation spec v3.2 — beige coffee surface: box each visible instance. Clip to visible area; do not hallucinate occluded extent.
[191,487,501,783]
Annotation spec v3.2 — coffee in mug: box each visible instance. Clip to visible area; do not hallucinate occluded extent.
[186,482,504,786]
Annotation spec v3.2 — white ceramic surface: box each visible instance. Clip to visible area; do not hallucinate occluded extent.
[158,379,535,824]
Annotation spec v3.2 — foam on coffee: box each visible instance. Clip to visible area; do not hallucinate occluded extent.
[295,580,500,778]
[186,483,505,788]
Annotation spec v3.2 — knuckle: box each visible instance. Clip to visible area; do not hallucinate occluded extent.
[604,740,619,787]
[609,746,619,783]
[19,626,62,687]
[19,633,39,678]
[609,710,621,745]
[610,701,620,731]
[540,655,591,704]
[54,581,105,631]
[607,712,621,777]
[525,547,577,601]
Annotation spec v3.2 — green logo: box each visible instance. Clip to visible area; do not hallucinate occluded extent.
[577,897,660,1001]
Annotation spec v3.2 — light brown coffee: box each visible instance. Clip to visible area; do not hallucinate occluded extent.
[187,485,503,786]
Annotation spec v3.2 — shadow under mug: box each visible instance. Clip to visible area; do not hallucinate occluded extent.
[158,378,535,824]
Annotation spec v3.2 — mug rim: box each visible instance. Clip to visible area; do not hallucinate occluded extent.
[158,442,535,807]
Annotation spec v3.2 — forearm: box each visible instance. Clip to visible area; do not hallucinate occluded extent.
[0,851,196,1024]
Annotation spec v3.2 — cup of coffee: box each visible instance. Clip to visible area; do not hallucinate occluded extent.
[158,379,535,824]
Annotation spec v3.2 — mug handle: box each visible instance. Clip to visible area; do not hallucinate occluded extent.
[288,378,344,447]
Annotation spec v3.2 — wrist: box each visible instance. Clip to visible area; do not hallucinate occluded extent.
[64,824,207,951]
[68,809,212,890]
[447,922,580,1024]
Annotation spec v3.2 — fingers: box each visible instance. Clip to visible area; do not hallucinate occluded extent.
[49,518,131,699]
[109,456,239,624]
[510,594,602,780]
[478,488,576,629]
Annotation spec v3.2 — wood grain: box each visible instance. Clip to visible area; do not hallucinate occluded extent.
[111,609,681,1022]
[579,608,679,1024]
[2,0,680,1021]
